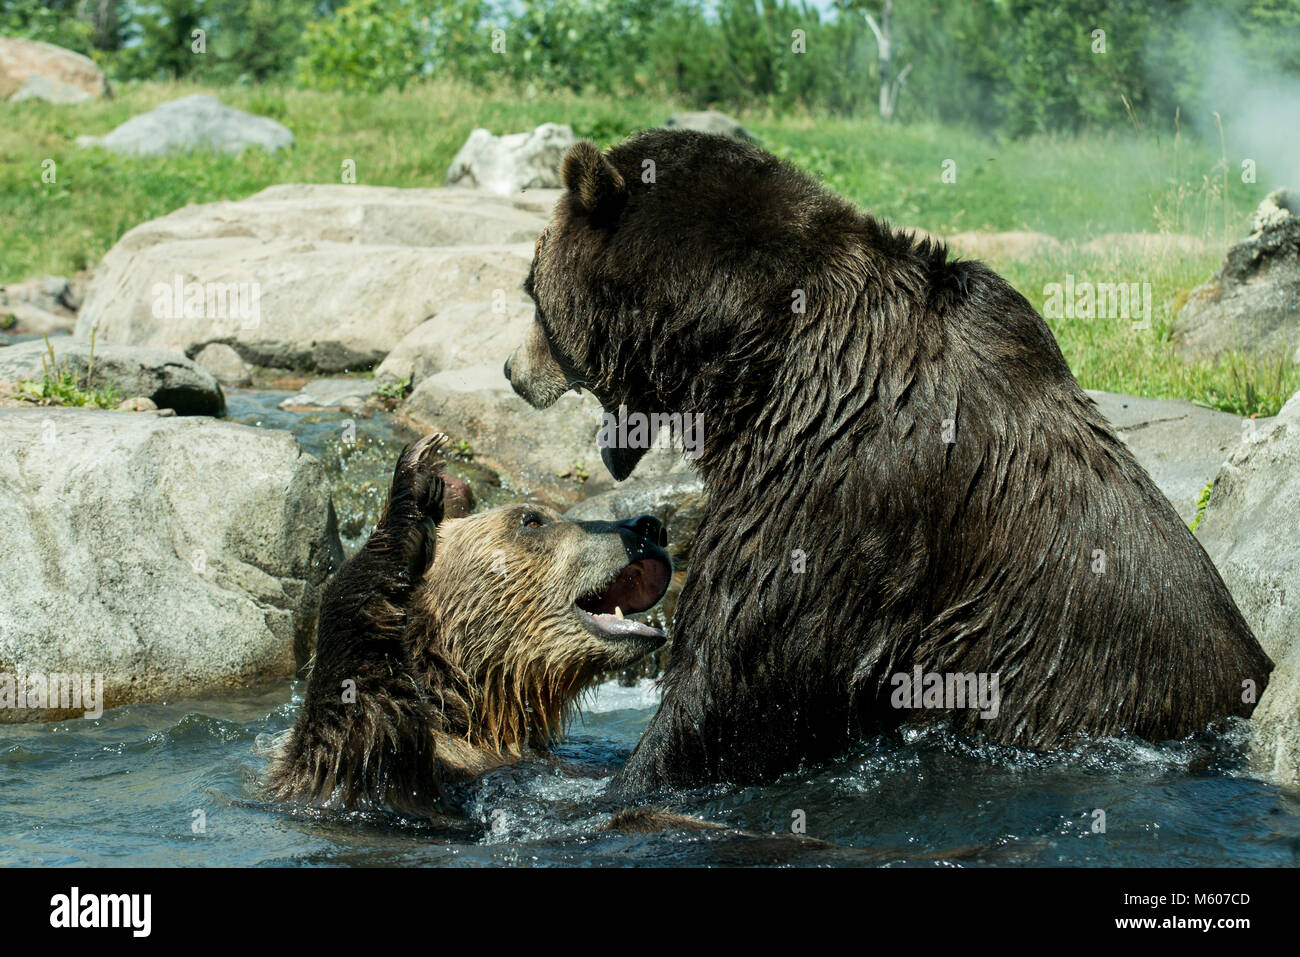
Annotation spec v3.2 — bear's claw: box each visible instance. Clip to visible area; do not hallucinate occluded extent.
[392,432,450,523]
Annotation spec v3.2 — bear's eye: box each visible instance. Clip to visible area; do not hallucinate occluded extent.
[520,512,545,530]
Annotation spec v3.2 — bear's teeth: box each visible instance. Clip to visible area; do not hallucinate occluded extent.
[614,606,624,619]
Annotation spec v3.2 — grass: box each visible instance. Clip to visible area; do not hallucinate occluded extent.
[2,78,1295,414]
[1189,479,1215,533]
[13,335,120,409]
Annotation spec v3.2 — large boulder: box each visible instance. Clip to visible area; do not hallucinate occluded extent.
[1172,189,1300,362]
[374,300,534,387]
[0,36,108,101]
[1195,390,1300,782]
[0,339,224,414]
[76,185,546,372]
[445,123,577,196]
[0,408,342,721]
[93,184,550,252]
[1087,390,1263,524]
[404,363,691,507]
[404,362,602,504]
[77,94,293,157]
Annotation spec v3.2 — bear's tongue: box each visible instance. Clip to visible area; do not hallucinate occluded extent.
[577,558,670,617]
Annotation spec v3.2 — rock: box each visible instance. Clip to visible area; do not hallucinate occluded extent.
[77,94,293,157]
[116,396,157,412]
[1,302,72,335]
[1195,390,1300,782]
[0,339,224,415]
[0,36,109,101]
[10,73,91,103]
[445,123,577,196]
[0,275,78,335]
[946,231,1064,262]
[278,377,373,410]
[1079,233,1216,260]
[404,363,691,507]
[1087,390,1263,524]
[193,342,252,388]
[0,408,342,721]
[405,362,601,506]
[374,300,535,387]
[2,275,77,313]
[663,111,755,142]
[1172,188,1300,362]
[97,184,551,253]
[76,185,545,372]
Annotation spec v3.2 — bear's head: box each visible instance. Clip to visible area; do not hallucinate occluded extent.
[506,129,848,480]
[408,505,672,751]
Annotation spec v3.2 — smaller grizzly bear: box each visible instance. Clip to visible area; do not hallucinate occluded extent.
[266,434,672,815]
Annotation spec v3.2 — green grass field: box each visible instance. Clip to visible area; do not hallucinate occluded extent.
[2,79,1294,415]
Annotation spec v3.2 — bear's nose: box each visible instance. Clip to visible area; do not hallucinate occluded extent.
[619,514,667,548]
[503,356,513,381]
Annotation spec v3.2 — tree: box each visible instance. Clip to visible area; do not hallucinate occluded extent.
[858,0,912,120]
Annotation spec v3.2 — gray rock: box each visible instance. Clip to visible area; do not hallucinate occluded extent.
[0,275,78,335]
[405,362,602,506]
[278,377,373,410]
[1,302,72,335]
[193,342,252,388]
[1172,188,1300,362]
[0,339,224,415]
[1086,390,1264,523]
[96,184,551,252]
[0,408,342,721]
[374,300,535,387]
[404,362,691,507]
[1196,389,1300,782]
[75,186,544,373]
[663,111,755,142]
[446,123,577,196]
[77,94,293,157]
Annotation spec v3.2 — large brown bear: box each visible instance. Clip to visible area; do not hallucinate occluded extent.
[267,434,672,815]
[504,130,1274,796]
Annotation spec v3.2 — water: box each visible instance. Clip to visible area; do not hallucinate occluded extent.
[2,681,1296,866]
[3,388,1297,866]
[223,389,516,551]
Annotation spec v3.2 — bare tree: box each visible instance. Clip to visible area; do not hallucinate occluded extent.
[78,0,126,52]
[861,0,912,121]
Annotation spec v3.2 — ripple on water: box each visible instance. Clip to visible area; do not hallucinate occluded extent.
[0,683,1297,866]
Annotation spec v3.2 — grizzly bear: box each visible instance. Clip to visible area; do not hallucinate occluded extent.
[266,433,673,814]
[504,130,1274,795]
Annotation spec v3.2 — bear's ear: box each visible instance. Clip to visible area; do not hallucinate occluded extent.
[562,141,627,223]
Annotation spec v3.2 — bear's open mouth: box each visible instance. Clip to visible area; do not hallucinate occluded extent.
[574,557,671,640]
